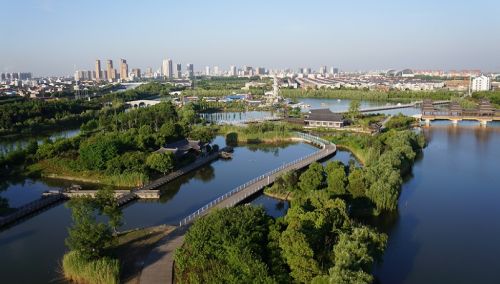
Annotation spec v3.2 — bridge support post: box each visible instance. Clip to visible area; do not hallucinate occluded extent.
[451,120,459,126]
[479,120,488,127]
[425,119,431,126]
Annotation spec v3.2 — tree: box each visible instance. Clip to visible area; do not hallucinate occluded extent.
[65,197,112,260]
[174,206,275,283]
[146,152,174,174]
[321,226,387,284]
[347,100,361,122]
[189,125,217,144]
[298,162,324,191]
[325,161,347,195]
[347,167,366,198]
[79,136,120,170]
[95,187,123,233]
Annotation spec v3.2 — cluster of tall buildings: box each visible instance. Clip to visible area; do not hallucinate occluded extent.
[162,58,194,79]
[1,72,32,82]
[75,59,135,82]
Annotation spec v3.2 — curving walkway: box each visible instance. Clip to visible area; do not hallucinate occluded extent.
[138,133,335,284]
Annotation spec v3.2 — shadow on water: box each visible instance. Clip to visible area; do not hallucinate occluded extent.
[373,212,420,284]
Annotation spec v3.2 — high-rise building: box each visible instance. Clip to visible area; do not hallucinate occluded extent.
[0,73,5,81]
[205,66,210,76]
[257,67,266,75]
[106,60,114,81]
[319,66,327,75]
[95,60,102,81]
[145,67,153,78]
[162,58,173,79]
[472,75,491,91]
[175,64,182,78]
[186,63,194,78]
[230,65,237,77]
[120,59,129,81]
[131,68,141,79]
[213,66,220,76]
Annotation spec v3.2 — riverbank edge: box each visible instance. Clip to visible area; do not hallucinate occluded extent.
[61,224,176,284]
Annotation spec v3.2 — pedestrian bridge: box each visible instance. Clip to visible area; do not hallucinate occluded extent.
[138,132,336,284]
[126,99,161,108]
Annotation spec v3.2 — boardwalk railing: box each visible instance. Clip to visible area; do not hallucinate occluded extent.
[178,132,333,227]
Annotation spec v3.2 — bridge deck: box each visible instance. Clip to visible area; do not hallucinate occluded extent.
[139,133,335,284]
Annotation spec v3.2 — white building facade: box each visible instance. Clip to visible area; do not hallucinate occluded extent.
[472,75,491,91]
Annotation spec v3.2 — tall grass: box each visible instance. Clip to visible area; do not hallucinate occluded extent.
[62,251,120,284]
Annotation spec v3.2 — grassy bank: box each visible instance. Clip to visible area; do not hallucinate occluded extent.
[218,122,301,144]
[62,251,120,284]
[62,225,175,284]
[28,158,147,187]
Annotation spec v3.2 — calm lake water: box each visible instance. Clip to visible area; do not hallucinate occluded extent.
[375,121,500,284]
[0,128,80,155]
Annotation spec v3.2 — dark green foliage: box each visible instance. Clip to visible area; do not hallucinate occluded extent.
[174,206,277,283]
[325,161,347,195]
[281,194,351,282]
[66,197,113,260]
[347,167,366,198]
[0,99,100,135]
[79,136,121,170]
[225,132,238,146]
[298,162,324,191]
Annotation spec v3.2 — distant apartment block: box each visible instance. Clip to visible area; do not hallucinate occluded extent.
[472,75,491,91]
[120,59,129,81]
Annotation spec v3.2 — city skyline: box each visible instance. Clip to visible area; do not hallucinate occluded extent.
[2,0,500,76]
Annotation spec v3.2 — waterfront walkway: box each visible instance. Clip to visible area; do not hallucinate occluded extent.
[138,133,335,284]
[0,150,223,230]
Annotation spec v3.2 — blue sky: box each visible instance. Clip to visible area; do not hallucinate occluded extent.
[1,0,500,76]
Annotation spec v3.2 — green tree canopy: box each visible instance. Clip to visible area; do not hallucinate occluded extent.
[325,161,347,196]
[298,162,325,192]
[146,152,175,175]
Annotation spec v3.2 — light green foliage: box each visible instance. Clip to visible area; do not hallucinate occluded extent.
[62,251,119,284]
[316,226,387,284]
[298,162,324,191]
[384,114,415,130]
[189,124,217,144]
[65,197,113,260]
[325,161,347,195]
[146,152,175,175]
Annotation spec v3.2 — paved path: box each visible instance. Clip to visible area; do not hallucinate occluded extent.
[139,226,190,284]
[138,133,335,284]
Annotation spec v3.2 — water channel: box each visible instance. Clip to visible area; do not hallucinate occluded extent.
[0,134,354,283]
[1,98,499,283]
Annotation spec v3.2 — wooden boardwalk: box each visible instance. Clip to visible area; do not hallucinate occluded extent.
[138,133,335,284]
[0,194,66,229]
[0,151,223,230]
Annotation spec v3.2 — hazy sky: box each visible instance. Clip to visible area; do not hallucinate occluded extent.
[2,0,500,76]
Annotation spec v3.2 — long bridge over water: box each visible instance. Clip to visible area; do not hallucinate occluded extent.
[138,133,336,284]
[420,100,500,126]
